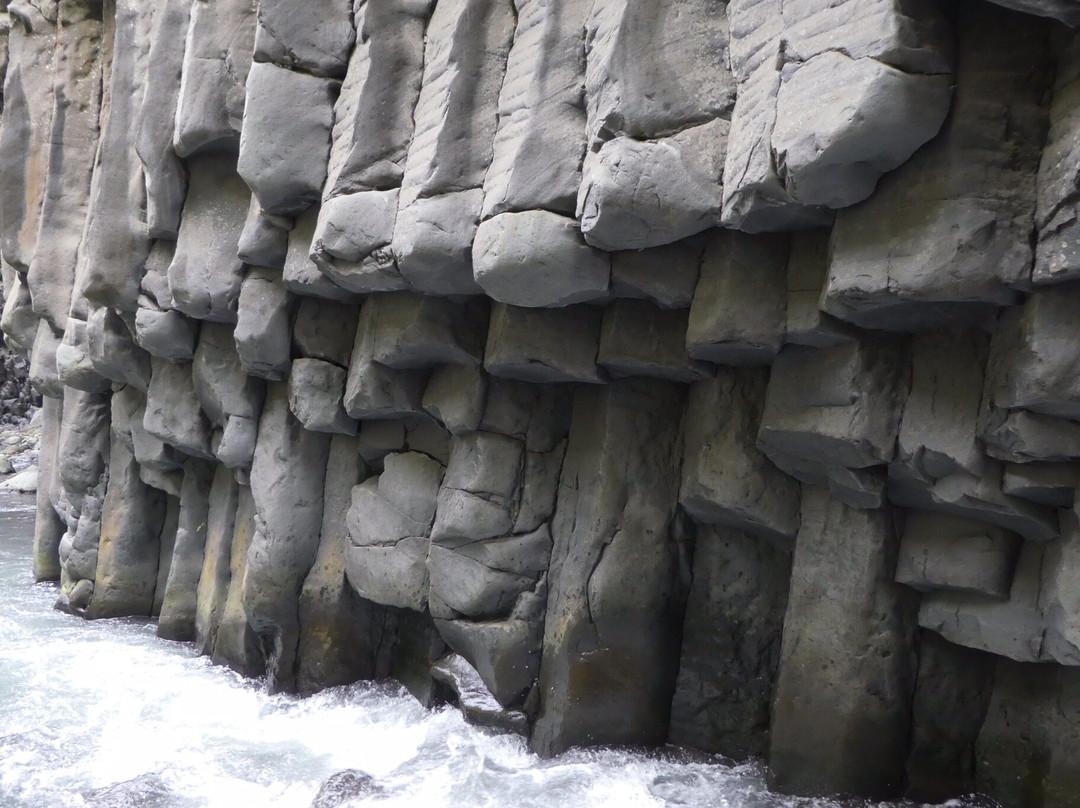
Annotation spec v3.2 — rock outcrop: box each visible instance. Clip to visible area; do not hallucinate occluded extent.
[8,2,1080,806]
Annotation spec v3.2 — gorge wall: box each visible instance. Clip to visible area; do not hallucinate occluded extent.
[6,0,1080,804]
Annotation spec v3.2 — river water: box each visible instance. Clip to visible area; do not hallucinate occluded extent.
[0,492,989,808]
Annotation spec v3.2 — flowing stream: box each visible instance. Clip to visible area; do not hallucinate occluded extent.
[0,492,991,808]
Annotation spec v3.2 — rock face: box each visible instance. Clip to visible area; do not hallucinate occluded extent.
[9,2,1080,806]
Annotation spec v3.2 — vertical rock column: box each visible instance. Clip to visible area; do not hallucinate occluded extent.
[768,487,918,799]
[531,379,690,755]
[577,0,734,251]
[472,0,611,308]
[243,385,332,692]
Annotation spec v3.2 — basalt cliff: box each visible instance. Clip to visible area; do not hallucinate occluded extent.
[7,0,1080,804]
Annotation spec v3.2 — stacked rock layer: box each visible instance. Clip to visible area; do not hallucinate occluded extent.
[6,0,1080,804]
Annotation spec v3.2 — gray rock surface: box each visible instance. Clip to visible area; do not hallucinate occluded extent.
[11,1,1080,803]
[668,525,790,759]
[768,487,918,799]
[531,380,690,756]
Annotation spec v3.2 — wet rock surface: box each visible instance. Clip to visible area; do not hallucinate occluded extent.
[4,2,1080,807]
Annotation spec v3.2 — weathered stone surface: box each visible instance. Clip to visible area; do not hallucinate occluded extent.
[428,527,551,620]
[687,230,789,366]
[345,451,443,612]
[579,123,727,251]
[769,488,917,800]
[1033,32,1080,285]
[597,300,709,383]
[28,320,62,400]
[896,511,1021,599]
[4,272,41,356]
[1002,462,1079,508]
[174,0,256,158]
[824,4,1050,330]
[211,484,265,677]
[168,156,250,323]
[311,191,407,293]
[681,369,800,546]
[430,652,529,734]
[78,0,153,313]
[1041,505,1080,666]
[473,211,610,308]
[610,238,703,310]
[435,583,546,709]
[193,463,240,656]
[905,631,995,803]
[86,436,166,620]
[897,330,988,482]
[239,62,337,216]
[481,0,590,218]
[343,300,428,420]
[919,541,1048,662]
[758,339,909,470]
[328,0,434,196]
[288,359,355,436]
[297,435,392,694]
[234,267,292,381]
[158,459,215,642]
[26,0,101,331]
[430,431,523,545]
[243,384,332,691]
[484,304,605,385]
[392,0,513,295]
[0,3,56,273]
[668,525,790,760]
[136,0,189,239]
[237,198,290,270]
[423,365,488,437]
[253,0,354,78]
[134,309,199,364]
[143,358,214,461]
[192,322,265,428]
[283,207,363,303]
[56,317,110,394]
[975,661,1080,808]
[722,0,952,231]
[990,287,1080,420]
[532,380,690,756]
[784,230,856,348]
[367,293,488,370]
[32,396,65,582]
[87,308,150,391]
[982,408,1080,464]
[888,461,1060,545]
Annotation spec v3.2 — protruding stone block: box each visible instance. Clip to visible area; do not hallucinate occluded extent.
[758,340,909,470]
[484,303,606,385]
[598,300,710,383]
[168,156,250,323]
[423,365,488,436]
[235,267,292,381]
[239,62,337,216]
[895,511,1021,599]
[687,230,788,366]
[578,123,726,251]
[288,359,355,436]
[473,211,610,308]
[681,369,800,546]
[919,542,1048,662]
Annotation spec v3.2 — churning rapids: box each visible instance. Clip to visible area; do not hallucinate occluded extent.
[0,492,989,808]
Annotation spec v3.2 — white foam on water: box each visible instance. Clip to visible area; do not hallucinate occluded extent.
[0,498,988,808]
